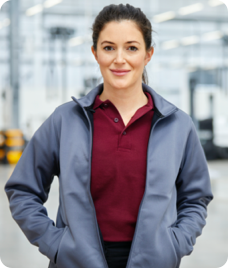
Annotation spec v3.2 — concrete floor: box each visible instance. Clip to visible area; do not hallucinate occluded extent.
[0,160,228,268]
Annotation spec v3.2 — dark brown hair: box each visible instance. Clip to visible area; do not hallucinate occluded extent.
[91,4,154,84]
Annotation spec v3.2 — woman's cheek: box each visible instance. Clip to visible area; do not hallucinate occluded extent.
[98,53,114,66]
[129,54,145,68]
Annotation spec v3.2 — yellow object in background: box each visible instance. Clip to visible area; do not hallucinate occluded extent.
[0,129,25,164]
[6,151,23,165]
[5,139,25,147]
[4,129,24,138]
[0,132,5,146]
[0,149,5,160]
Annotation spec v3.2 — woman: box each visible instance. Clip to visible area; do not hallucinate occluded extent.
[5,4,213,268]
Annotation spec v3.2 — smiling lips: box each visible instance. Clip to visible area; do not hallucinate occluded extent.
[110,69,131,76]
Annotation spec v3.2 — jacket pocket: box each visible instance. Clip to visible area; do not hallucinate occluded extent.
[56,226,69,266]
[168,226,183,260]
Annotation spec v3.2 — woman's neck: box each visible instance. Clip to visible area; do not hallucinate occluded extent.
[99,80,148,115]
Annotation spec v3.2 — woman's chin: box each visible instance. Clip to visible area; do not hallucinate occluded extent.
[110,79,134,89]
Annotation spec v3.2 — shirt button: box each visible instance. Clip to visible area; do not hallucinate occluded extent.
[114,118,119,123]
[104,103,108,107]
[123,131,127,135]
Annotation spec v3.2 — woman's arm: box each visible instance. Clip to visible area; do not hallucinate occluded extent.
[173,119,213,258]
[4,109,64,264]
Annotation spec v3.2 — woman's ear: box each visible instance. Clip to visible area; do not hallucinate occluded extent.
[144,47,154,66]
[91,46,98,62]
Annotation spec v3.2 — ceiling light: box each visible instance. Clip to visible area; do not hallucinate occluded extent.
[208,0,224,6]
[26,4,43,16]
[202,31,223,41]
[69,35,92,47]
[3,18,10,27]
[69,36,85,47]
[188,66,198,72]
[162,40,179,50]
[0,18,10,29]
[73,59,83,66]
[178,3,204,15]
[181,35,200,46]
[26,0,62,17]
[43,0,63,8]
[203,65,217,70]
[171,62,183,68]
[153,11,176,23]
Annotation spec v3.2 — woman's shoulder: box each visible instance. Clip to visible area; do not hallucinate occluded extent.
[154,90,193,131]
[53,100,82,118]
[44,100,83,132]
[175,107,192,123]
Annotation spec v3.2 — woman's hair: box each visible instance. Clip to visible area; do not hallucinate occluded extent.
[91,4,154,85]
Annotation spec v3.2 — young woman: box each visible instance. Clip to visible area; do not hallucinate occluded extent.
[5,4,213,268]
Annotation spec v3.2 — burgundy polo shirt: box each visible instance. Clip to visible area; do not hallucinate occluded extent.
[91,90,154,242]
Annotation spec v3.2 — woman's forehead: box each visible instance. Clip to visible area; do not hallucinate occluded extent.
[98,20,144,43]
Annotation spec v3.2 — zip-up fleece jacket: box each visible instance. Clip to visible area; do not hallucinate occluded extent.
[4,83,213,268]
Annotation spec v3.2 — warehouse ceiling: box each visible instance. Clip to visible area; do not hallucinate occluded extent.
[1,0,228,20]
[0,0,228,69]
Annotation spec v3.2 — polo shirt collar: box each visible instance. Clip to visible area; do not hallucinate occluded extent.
[71,83,177,117]
[92,90,154,111]
[92,93,105,110]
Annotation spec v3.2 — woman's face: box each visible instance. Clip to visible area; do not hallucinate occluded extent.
[91,20,154,90]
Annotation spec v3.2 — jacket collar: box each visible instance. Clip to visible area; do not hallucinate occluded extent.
[71,83,178,117]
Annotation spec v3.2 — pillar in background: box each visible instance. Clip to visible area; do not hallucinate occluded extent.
[9,0,20,128]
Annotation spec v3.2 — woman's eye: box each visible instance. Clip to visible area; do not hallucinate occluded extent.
[128,46,138,51]
[104,46,114,51]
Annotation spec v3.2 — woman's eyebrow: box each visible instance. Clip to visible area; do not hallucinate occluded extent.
[101,40,140,45]
[127,41,140,44]
[101,41,115,45]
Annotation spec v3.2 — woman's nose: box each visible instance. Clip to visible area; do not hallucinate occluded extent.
[114,50,126,64]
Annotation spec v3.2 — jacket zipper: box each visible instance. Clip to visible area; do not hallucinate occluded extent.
[73,99,109,268]
[125,108,178,268]
[73,96,177,268]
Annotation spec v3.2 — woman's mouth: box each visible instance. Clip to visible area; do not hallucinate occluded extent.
[110,69,131,76]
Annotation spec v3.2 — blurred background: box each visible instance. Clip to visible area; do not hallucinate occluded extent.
[0,0,228,267]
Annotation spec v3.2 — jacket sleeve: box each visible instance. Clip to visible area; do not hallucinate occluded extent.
[173,118,213,258]
[4,109,64,264]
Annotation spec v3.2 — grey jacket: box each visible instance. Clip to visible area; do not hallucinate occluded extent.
[5,83,213,268]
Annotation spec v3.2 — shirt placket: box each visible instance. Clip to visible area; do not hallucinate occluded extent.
[102,101,152,151]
